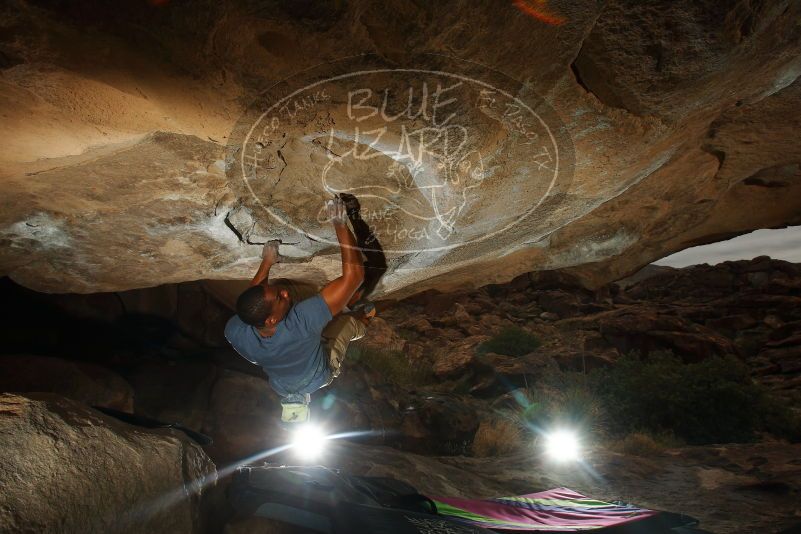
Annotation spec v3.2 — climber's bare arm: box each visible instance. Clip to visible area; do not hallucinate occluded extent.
[249,241,280,287]
[320,198,365,315]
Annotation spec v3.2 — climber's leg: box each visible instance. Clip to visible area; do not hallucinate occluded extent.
[322,313,368,379]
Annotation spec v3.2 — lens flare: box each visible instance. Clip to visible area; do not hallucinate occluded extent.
[544,429,580,462]
[291,424,327,460]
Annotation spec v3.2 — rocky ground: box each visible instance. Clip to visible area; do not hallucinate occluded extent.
[0,257,800,532]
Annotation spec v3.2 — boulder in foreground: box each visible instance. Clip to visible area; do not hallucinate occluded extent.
[0,393,216,534]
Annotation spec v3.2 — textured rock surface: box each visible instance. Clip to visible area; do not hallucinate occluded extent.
[201,369,284,464]
[0,354,134,411]
[0,1,800,295]
[334,257,801,441]
[0,393,216,534]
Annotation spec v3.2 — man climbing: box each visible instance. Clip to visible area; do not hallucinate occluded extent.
[224,196,373,422]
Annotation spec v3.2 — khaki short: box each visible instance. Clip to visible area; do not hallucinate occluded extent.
[322,314,366,379]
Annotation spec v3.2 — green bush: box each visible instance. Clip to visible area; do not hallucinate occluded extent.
[477,326,541,357]
[592,351,801,445]
[506,351,801,448]
[487,380,604,459]
[517,372,607,438]
[756,393,801,442]
[348,346,434,386]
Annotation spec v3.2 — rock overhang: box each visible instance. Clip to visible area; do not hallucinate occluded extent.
[1,0,801,295]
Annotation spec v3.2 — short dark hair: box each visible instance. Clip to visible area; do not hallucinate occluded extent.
[236,285,272,326]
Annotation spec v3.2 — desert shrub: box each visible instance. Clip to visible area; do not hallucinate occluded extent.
[472,418,524,457]
[612,431,683,457]
[507,352,801,447]
[592,351,801,445]
[756,393,801,442]
[348,346,434,386]
[477,326,541,357]
[554,382,605,427]
[518,372,608,439]
[486,378,605,459]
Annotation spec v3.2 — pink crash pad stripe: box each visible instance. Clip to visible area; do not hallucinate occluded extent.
[432,487,658,531]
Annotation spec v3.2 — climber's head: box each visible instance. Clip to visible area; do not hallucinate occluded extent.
[236,284,292,333]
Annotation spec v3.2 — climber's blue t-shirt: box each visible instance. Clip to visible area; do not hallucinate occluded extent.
[224,294,333,397]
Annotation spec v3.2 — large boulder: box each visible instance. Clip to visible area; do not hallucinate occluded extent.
[593,307,738,361]
[358,317,407,353]
[0,393,216,534]
[0,354,133,411]
[201,370,284,464]
[432,335,489,379]
[126,361,219,430]
[1,1,801,297]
